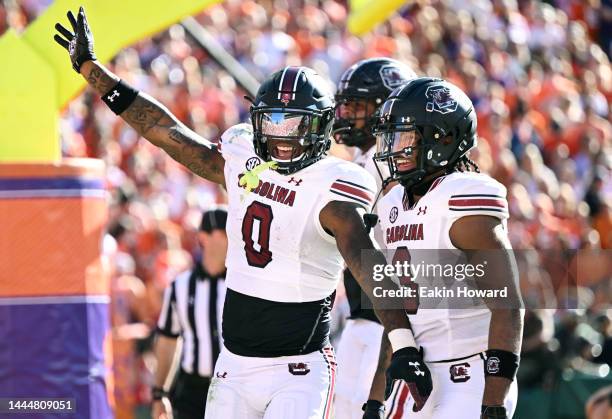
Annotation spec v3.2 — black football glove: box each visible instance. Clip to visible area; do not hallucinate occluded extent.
[53,6,97,73]
[362,400,385,419]
[481,405,507,419]
[386,347,432,412]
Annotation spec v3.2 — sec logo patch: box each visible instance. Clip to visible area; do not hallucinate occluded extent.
[245,157,261,170]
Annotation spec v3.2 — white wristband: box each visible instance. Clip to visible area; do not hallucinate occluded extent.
[388,329,417,352]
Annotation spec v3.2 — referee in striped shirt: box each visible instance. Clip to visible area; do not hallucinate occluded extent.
[152,208,228,419]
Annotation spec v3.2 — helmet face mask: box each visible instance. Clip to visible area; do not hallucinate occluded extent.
[252,107,326,164]
[378,129,421,173]
[374,120,428,189]
[373,77,478,190]
[250,67,335,175]
[333,58,416,148]
[333,97,380,146]
[266,138,306,163]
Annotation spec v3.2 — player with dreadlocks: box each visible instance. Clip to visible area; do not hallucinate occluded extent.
[362,77,524,419]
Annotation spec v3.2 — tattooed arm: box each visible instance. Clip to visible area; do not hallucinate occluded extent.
[80,61,225,185]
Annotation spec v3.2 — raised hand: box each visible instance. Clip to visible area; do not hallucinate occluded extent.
[53,6,97,73]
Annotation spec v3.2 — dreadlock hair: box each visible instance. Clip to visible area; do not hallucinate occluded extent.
[452,155,480,173]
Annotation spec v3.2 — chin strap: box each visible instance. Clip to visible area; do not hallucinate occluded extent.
[401,171,443,208]
[410,177,436,196]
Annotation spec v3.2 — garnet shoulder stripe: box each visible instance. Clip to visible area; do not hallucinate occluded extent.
[331,182,374,202]
[334,178,375,193]
[448,198,506,208]
[449,207,506,213]
[330,190,371,207]
[450,193,504,198]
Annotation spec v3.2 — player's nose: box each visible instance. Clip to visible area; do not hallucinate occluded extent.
[337,104,353,118]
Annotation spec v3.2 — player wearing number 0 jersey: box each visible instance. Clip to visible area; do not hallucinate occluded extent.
[220,121,375,320]
[208,67,379,419]
[367,78,524,419]
[211,120,375,418]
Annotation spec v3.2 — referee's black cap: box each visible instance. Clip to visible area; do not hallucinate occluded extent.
[199,207,228,233]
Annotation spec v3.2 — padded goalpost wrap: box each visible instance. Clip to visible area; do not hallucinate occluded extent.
[0,158,112,418]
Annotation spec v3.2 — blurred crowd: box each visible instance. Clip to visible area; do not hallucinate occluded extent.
[3,0,611,417]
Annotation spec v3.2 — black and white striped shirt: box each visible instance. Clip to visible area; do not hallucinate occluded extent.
[156,264,226,377]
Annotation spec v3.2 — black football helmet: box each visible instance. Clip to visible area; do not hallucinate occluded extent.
[334,58,416,147]
[250,66,335,175]
[372,77,477,189]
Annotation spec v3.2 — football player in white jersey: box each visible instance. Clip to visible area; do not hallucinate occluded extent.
[54,9,434,419]
[365,78,524,419]
[332,58,417,419]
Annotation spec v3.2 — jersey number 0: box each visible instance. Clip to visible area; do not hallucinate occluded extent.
[241,201,273,268]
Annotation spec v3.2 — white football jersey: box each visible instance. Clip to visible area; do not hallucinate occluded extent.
[352,146,381,191]
[352,145,386,248]
[377,172,509,361]
[220,123,376,303]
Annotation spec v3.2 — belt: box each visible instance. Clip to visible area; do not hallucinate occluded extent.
[429,352,485,364]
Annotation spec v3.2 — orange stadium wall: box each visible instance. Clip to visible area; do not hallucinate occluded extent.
[0,159,112,418]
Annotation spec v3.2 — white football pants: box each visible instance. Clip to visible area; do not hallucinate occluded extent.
[205,346,336,419]
[395,353,519,419]
[334,318,385,419]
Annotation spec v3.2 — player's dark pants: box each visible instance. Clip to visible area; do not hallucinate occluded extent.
[172,369,211,419]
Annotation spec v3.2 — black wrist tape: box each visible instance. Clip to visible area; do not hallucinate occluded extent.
[102,80,139,115]
[484,349,519,381]
[481,405,507,418]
